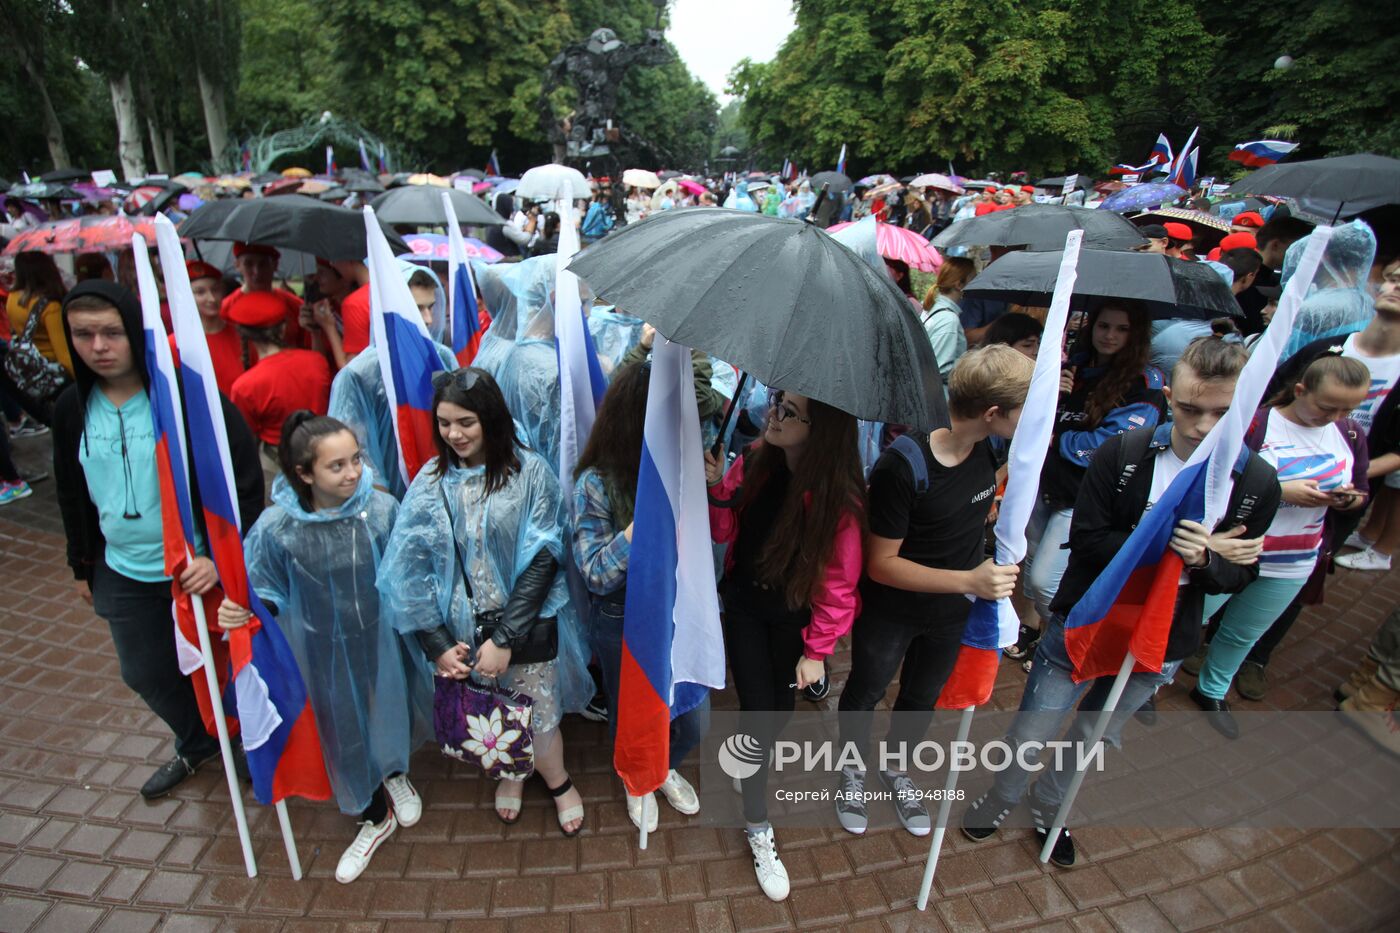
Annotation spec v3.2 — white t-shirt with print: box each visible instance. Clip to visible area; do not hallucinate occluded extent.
[1146,445,1191,584]
[1257,409,1356,579]
[1342,333,1400,434]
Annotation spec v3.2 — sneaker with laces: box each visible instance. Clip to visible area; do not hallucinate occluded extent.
[835,766,868,835]
[9,418,47,438]
[140,750,219,799]
[961,789,1015,842]
[878,769,931,836]
[0,481,33,505]
[745,826,790,901]
[802,673,831,702]
[627,792,659,831]
[580,692,609,722]
[336,812,397,883]
[659,769,700,815]
[1029,789,1077,867]
[1335,547,1392,572]
[383,774,421,827]
[1342,530,1374,551]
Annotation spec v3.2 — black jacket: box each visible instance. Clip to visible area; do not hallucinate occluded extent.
[1050,425,1281,662]
[52,280,264,583]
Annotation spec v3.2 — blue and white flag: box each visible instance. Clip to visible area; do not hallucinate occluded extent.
[554,202,607,497]
[441,191,485,364]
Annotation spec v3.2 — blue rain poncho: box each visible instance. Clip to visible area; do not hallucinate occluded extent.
[732,180,758,213]
[244,466,432,816]
[1281,220,1377,359]
[587,305,646,378]
[376,451,593,728]
[472,256,565,469]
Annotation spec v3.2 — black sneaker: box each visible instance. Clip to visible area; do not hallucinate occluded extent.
[802,674,830,703]
[878,769,931,836]
[1029,789,1077,867]
[580,693,609,723]
[834,766,868,835]
[1002,625,1040,661]
[961,789,1015,842]
[140,751,219,800]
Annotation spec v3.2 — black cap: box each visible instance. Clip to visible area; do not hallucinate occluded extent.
[1138,223,1169,239]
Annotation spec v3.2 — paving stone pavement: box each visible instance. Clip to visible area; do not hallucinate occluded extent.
[1,431,1398,932]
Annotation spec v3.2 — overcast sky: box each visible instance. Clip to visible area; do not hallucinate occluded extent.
[667,0,796,102]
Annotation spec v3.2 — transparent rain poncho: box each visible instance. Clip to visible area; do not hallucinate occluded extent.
[1281,220,1377,358]
[376,450,593,726]
[471,256,565,469]
[244,466,432,816]
[586,305,646,377]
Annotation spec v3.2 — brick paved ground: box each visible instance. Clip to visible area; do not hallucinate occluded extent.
[1,430,1398,932]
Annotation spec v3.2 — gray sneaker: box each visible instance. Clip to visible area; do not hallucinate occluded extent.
[834,766,868,835]
[878,769,931,836]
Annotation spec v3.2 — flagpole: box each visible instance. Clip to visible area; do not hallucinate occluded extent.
[916,705,977,911]
[1037,650,1136,864]
[638,794,651,850]
[274,801,303,879]
[188,589,258,878]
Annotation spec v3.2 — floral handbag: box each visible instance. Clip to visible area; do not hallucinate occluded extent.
[433,676,536,780]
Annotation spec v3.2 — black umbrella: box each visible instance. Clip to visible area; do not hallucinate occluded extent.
[7,182,82,200]
[369,185,502,227]
[317,186,349,202]
[809,171,853,195]
[343,176,385,194]
[1230,153,1400,221]
[178,195,410,260]
[963,248,1237,319]
[933,204,1146,251]
[39,168,90,183]
[568,208,948,431]
[458,168,487,180]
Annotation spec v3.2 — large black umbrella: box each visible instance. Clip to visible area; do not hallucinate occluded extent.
[39,168,90,184]
[457,168,487,180]
[809,171,853,195]
[934,204,1146,251]
[964,248,1237,319]
[568,208,948,431]
[370,185,503,227]
[1230,153,1400,221]
[178,195,410,260]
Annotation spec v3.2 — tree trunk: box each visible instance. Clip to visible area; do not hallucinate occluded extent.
[109,73,146,181]
[146,114,170,174]
[196,64,229,166]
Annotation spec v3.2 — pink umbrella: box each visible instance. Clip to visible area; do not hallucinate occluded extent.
[677,178,706,196]
[826,221,943,272]
[403,233,504,263]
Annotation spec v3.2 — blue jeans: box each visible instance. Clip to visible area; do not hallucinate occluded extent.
[1023,502,1074,623]
[990,614,1182,809]
[588,596,709,771]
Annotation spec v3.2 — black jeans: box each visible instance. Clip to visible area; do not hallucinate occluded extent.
[91,561,219,762]
[837,608,969,771]
[722,580,809,824]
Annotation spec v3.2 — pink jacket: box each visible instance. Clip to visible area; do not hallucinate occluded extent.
[709,452,863,660]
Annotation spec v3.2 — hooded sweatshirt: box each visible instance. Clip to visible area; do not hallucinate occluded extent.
[52,280,264,583]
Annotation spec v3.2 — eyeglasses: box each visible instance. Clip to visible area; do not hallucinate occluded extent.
[768,390,811,425]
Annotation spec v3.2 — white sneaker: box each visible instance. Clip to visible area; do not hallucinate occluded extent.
[659,769,700,815]
[1343,530,1374,551]
[627,792,658,832]
[335,812,397,884]
[384,774,422,827]
[746,826,790,902]
[1335,547,1392,572]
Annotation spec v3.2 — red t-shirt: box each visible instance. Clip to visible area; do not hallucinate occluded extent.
[168,325,247,397]
[221,287,309,349]
[340,283,372,356]
[230,348,331,445]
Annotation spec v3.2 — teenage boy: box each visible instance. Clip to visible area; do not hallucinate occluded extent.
[836,345,1034,836]
[961,335,1280,867]
[53,281,264,799]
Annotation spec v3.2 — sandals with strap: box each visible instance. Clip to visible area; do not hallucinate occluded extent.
[546,776,585,837]
[495,777,525,825]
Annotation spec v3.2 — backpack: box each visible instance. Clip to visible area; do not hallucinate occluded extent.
[888,434,929,494]
[3,296,70,405]
[1110,427,1272,524]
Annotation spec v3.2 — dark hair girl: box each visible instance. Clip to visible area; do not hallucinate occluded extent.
[429,367,522,491]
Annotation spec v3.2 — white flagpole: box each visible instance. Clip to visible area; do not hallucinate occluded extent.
[1038,651,1135,863]
[275,801,303,879]
[916,705,977,910]
[638,794,650,850]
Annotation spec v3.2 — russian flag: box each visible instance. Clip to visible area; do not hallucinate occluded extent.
[1228,140,1299,168]
[154,215,331,805]
[1171,148,1200,190]
[1063,225,1334,683]
[938,233,1081,709]
[377,141,388,174]
[486,149,501,177]
[358,138,372,172]
[441,191,489,364]
[836,144,847,176]
[1167,127,1199,187]
[325,144,336,177]
[616,338,726,796]
[1110,159,1160,177]
[365,205,450,485]
[1150,132,1174,167]
[554,201,607,491]
[133,234,232,738]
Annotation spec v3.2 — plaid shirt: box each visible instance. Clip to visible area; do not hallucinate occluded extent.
[571,467,630,596]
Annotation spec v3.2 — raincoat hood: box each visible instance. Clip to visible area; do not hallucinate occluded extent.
[396,256,447,344]
[60,280,147,410]
[1281,219,1376,291]
[1280,219,1377,357]
[269,463,378,522]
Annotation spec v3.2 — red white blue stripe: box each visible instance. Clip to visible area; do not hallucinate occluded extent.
[486,149,501,177]
[1167,127,1199,188]
[616,338,725,797]
[365,205,450,486]
[441,191,487,365]
[1228,140,1299,168]
[155,215,331,806]
[836,144,847,176]
[1150,132,1174,167]
[555,203,607,491]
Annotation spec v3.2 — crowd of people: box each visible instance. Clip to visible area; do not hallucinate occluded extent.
[0,162,1397,905]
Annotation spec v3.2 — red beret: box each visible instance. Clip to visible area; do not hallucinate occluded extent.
[1163,222,1194,241]
[1232,211,1265,228]
[232,241,281,260]
[185,260,223,283]
[1206,247,1222,262]
[1020,185,1035,193]
[1219,232,1258,252]
[224,290,288,328]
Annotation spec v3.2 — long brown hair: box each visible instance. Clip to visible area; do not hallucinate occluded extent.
[574,360,649,502]
[1072,300,1154,426]
[15,251,66,304]
[736,397,866,610]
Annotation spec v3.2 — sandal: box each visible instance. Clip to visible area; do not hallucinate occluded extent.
[495,777,525,825]
[546,776,585,837]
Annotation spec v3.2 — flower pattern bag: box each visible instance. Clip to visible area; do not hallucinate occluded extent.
[433,676,536,780]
